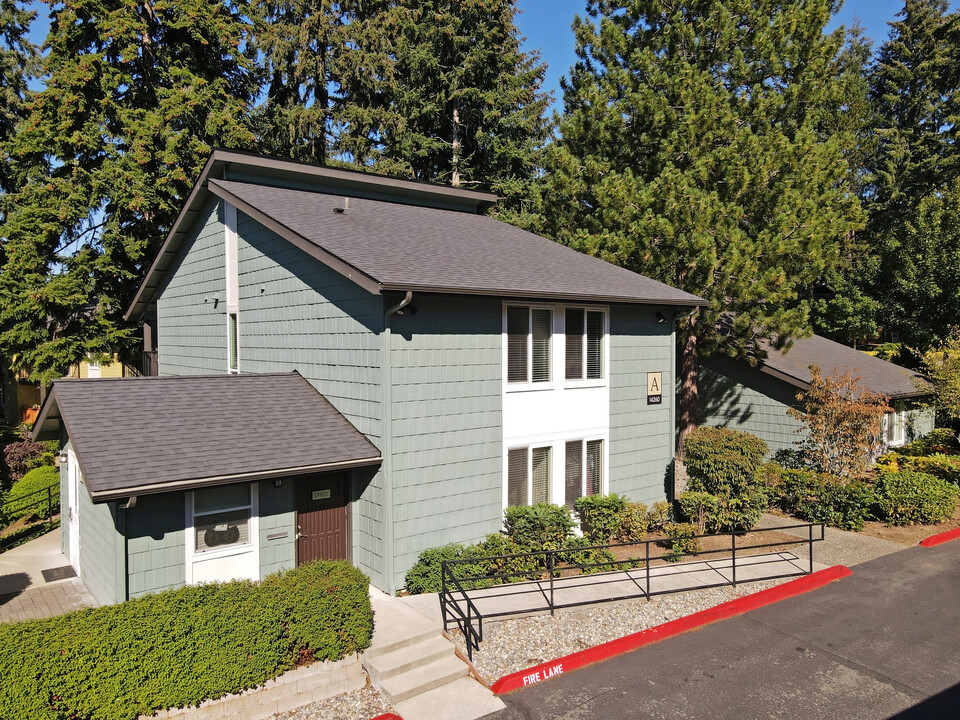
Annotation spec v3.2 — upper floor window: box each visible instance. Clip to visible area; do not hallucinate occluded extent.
[507,306,552,384]
[565,308,604,381]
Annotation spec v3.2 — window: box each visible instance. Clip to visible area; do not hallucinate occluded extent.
[507,306,552,383]
[228,312,239,373]
[564,439,604,506]
[885,403,907,446]
[565,308,604,381]
[507,445,552,505]
[193,484,251,553]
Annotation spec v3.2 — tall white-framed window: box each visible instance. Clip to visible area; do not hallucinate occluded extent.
[564,438,604,507]
[885,401,907,446]
[224,202,240,374]
[565,308,605,381]
[506,305,553,384]
[507,445,553,505]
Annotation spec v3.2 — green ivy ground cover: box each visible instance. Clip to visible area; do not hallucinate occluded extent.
[0,560,372,720]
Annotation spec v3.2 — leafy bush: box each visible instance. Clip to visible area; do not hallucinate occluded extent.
[899,428,958,456]
[619,502,649,541]
[557,536,616,574]
[2,439,57,484]
[676,491,721,533]
[574,493,627,543]
[6,466,60,521]
[684,426,768,495]
[878,453,960,486]
[662,522,700,561]
[404,543,488,595]
[873,471,959,526]
[472,533,541,585]
[647,501,672,530]
[503,503,574,551]
[766,467,874,531]
[0,561,371,720]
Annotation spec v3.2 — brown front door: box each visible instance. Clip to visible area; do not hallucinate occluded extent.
[296,471,348,564]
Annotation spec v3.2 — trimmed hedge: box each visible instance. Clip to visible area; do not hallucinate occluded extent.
[873,471,959,526]
[0,560,371,720]
[503,503,574,551]
[763,466,874,531]
[6,466,60,520]
[574,493,627,543]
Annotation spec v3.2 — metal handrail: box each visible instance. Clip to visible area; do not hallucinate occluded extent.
[439,522,825,660]
[1,482,58,550]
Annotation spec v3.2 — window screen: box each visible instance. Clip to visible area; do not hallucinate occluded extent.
[531,309,552,383]
[586,311,604,379]
[507,448,528,506]
[507,306,528,383]
[565,308,584,380]
[531,446,551,504]
[228,312,239,371]
[565,440,583,506]
[586,440,603,496]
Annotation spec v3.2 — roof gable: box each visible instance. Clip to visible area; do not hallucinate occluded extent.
[33,372,381,501]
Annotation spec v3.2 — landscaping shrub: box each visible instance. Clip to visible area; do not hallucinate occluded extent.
[503,503,574,551]
[574,493,627,542]
[873,471,960,526]
[662,522,700,561]
[5,466,60,520]
[557,536,616,574]
[618,502,649,542]
[766,467,874,531]
[2,438,57,484]
[647,501,672,530]
[684,426,768,495]
[676,491,721,533]
[0,560,371,720]
[472,533,541,584]
[899,428,958,456]
[879,454,960,486]
[404,543,488,595]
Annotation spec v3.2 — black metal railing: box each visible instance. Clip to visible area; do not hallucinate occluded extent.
[440,522,825,660]
[0,484,59,551]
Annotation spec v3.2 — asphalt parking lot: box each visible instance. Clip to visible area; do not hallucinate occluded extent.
[489,542,960,719]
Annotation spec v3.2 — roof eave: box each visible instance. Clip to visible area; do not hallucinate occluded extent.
[378,283,709,307]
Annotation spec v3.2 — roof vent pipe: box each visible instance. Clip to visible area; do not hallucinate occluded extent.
[334,197,350,214]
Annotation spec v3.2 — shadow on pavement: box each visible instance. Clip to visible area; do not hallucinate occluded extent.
[887,683,960,720]
[0,572,32,604]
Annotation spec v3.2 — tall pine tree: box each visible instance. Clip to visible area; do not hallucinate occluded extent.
[538,0,865,450]
[0,0,36,196]
[0,0,258,380]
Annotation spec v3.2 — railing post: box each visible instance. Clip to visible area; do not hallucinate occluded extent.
[47,485,53,532]
[548,550,555,616]
[809,524,814,575]
[645,540,651,601]
[466,597,473,661]
[731,531,737,588]
[440,562,448,632]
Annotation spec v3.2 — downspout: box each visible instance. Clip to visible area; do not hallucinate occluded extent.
[382,291,412,592]
[669,309,678,500]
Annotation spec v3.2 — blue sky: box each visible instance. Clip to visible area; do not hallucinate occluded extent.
[515,0,960,111]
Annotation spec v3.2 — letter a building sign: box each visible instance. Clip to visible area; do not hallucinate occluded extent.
[647,372,662,405]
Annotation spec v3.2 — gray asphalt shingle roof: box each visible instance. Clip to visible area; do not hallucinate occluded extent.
[207,178,707,307]
[34,372,380,501]
[759,335,928,399]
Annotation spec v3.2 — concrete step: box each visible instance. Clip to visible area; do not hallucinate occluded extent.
[366,592,441,659]
[393,676,506,720]
[377,654,468,705]
[365,635,455,687]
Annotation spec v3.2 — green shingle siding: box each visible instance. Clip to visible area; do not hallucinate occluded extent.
[388,295,502,591]
[125,492,185,598]
[77,481,122,605]
[157,199,228,375]
[258,479,296,577]
[608,306,676,504]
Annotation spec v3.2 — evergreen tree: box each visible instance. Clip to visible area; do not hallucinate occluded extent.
[0,0,258,381]
[857,0,959,347]
[538,0,865,450]
[0,0,37,195]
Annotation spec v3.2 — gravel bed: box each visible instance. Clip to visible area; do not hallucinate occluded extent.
[449,578,789,682]
[268,683,394,720]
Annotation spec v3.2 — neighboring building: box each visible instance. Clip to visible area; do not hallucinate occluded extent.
[1,357,41,425]
[698,334,935,456]
[33,150,707,597]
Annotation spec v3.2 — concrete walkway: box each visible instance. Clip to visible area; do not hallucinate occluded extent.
[0,530,96,623]
[756,512,906,567]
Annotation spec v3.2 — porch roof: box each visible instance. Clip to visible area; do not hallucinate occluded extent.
[32,372,381,502]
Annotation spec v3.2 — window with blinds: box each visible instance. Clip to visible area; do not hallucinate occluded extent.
[507,306,552,384]
[565,440,583,506]
[565,308,604,381]
[531,446,551,504]
[586,439,603,496]
[507,448,528,506]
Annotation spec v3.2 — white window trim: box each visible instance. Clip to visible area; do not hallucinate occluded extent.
[502,303,609,393]
[503,432,609,511]
[224,203,240,374]
[184,483,259,584]
[884,401,908,447]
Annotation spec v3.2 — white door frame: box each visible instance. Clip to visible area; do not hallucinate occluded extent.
[67,449,81,572]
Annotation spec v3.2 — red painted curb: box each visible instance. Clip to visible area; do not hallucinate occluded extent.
[370,714,403,720]
[490,565,854,695]
[919,527,960,547]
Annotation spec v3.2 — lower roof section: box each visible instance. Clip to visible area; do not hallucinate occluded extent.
[32,372,381,502]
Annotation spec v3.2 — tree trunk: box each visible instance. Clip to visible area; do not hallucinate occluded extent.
[677,312,699,462]
[451,106,460,187]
